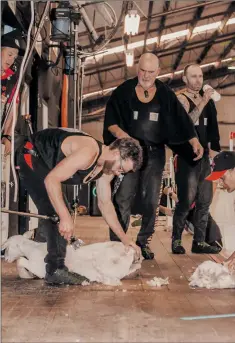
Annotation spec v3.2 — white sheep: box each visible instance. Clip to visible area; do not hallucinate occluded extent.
[2,233,143,286]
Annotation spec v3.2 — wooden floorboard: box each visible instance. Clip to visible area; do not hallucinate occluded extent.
[2,215,235,342]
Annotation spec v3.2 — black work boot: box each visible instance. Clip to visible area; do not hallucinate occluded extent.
[191,241,221,254]
[208,240,222,252]
[141,246,154,260]
[172,240,186,254]
[45,267,89,285]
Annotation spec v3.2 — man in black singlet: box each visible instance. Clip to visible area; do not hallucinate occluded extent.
[171,64,221,254]
[16,128,143,285]
[103,53,203,260]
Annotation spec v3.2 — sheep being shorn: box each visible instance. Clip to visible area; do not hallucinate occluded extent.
[3,234,143,286]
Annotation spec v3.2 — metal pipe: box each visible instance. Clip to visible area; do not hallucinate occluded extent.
[1,1,51,132]
[73,25,78,130]
[77,57,81,130]
[78,59,85,131]
[1,209,59,223]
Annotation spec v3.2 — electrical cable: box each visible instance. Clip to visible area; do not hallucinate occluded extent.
[2,1,50,132]
[10,1,35,202]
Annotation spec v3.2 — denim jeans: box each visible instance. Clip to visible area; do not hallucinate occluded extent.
[172,154,213,242]
[111,146,165,246]
[186,208,222,244]
[17,151,67,274]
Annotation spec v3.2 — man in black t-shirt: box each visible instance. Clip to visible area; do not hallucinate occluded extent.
[16,129,143,285]
[171,64,221,255]
[103,53,203,260]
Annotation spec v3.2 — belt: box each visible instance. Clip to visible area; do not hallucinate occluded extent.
[23,142,38,157]
[141,145,163,151]
[23,147,38,157]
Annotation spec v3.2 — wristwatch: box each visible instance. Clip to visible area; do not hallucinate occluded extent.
[1,134,11,142]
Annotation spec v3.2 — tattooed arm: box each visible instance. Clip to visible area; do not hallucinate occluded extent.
[177,89,214,123]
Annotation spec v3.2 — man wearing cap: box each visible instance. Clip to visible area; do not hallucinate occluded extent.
[206,151,235,192]
[206,151,235,270]
[171,63,221,254]
[1,33,23,155]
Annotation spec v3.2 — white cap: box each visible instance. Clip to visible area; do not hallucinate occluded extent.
[203,84,221,102]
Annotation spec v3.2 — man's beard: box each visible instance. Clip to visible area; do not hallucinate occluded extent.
[102,160,115,175]
[188,83,202,91]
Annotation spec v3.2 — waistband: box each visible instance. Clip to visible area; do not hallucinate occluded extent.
[141,144,165,151]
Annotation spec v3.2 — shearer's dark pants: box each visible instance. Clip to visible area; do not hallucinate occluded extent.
[110,146,165,247]
[172,154,213,243]
[17,144,67,274]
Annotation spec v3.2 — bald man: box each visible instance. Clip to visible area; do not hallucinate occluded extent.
[103,53,203,260]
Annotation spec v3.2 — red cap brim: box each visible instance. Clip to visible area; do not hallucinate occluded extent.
[205,170,227,181]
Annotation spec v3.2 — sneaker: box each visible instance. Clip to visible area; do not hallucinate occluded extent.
[191,241,220,254]
[172,240,185,254]
[208,240,222,252]
[140,246,154,260]
[45,267,89,285]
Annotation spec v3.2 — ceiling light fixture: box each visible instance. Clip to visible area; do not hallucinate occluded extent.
[124,10,140,35]
[125,50,134,67]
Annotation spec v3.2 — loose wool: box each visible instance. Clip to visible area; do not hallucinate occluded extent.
[189,260,235,289]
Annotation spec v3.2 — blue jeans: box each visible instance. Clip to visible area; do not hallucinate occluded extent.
[172,154,213,242]
[111,146,165,246]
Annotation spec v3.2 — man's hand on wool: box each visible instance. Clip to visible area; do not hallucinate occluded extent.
[122,238,142,261]
[58,216,74,241]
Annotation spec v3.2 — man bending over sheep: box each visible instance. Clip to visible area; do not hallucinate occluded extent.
[16,128,143,285]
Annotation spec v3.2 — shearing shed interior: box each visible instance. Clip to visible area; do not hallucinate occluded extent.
[1,1,235,342]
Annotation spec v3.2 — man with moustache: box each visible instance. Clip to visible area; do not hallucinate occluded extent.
[16,128,143,285]
[171,64,221,254]
[103,53,203,260]
[206,151,235,268]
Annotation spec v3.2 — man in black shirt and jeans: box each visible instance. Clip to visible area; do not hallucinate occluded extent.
[16,128,143,285]
[103,53,203,260]
[172,64,221,254]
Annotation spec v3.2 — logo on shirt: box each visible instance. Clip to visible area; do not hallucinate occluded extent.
[133,111,138,120]
[149,112,159,122]
[204,118,208,126]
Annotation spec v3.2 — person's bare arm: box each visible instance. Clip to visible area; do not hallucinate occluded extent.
[1,104,19,155]
[108,125,130,139]
[96,174,129,244]
[44,146,97,240]
[163,187,178,202]
[159,205,173,216]
[178,89,214,124]
[225,251,235,272]
[96,174,141,258]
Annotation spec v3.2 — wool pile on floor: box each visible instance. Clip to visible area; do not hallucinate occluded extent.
[189,260,235,289]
